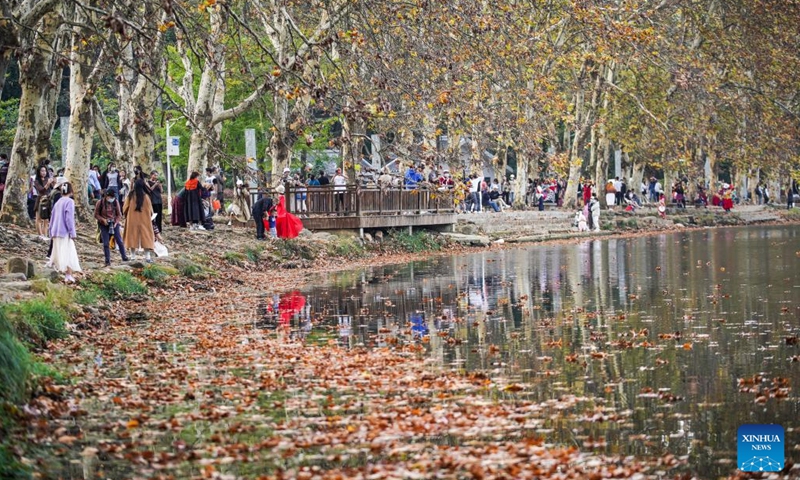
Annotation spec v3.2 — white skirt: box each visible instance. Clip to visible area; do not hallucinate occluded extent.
[606,193,616,205]
[51,237,82,273]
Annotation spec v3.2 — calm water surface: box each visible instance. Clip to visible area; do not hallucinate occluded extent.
[267,225,800,476]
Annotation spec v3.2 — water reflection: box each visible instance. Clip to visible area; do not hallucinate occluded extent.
[267,226,800,476]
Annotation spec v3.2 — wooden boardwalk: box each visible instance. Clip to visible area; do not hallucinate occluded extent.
[255,185,458,234]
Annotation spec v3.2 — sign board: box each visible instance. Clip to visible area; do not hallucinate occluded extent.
[167,136,180,156]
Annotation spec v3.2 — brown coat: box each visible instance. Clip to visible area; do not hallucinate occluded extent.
[123,193,155,251]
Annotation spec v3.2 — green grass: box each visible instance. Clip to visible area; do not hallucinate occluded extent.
[0,308,68,401]
[223,251,246,267]
[29,360,68,384]
[98,272,148,299]
[784,208,800,220]
[171,257,214,279]
[0,304,71,480]
[3,299,69,347]
[179,263,205,279]
[243,245,265,264]
[0,441,29,480]
[74,285,101,305]
[0,329,30,404]
[328,236,366,258]
[274,239,320,261]
[387,230,444,253]
[141,264,178,286]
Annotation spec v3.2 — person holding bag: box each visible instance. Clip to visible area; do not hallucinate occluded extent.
[94,189,129,267]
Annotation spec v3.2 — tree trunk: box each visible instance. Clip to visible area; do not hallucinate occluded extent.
[515,153,529,208]
[0,85,42,225]
[93,6,166,175]
[706,150,717,187]
[181,7,226,177]
[341,114,363,180]
[0,12,62,225]
[184,70,217,176]
[64,105,94,220]
[63,57,95,220]
[494,145,506,182]
[269,93,291,181]
[593,64,613,207]
[589,124,603,205]
[187,122,211,176]
[629,153,644,198]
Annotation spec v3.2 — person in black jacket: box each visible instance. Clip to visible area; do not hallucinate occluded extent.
[251,192,273,240]
[147,170,163,233]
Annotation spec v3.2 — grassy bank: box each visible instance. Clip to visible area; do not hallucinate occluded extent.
[0,271,155,478]
[0,286,71,478]
[220,230,447,267]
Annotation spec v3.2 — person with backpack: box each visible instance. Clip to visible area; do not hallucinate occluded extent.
[94,189,129,267]
[33,165,54,239]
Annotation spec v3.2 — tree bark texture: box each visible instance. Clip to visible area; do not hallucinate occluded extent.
[0,11,63,225]
[64,7,100,221]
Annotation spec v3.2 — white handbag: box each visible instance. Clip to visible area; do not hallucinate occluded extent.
[153,240,169,257]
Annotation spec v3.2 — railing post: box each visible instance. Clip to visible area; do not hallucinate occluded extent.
[285,182,293,213]
[355,185,361,216]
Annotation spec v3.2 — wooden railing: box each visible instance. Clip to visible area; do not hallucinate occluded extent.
[251,185,458,217]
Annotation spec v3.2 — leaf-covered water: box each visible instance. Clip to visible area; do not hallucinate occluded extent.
[273,225,800,477]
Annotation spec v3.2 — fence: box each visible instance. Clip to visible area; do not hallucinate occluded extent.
[250,185,458,217]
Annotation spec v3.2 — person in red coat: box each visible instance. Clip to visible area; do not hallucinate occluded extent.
[274,185,303,238]
[278,291,306,326]
[722,187,734,212]
[582,180,592,207]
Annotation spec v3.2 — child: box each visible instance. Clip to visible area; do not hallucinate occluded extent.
[152,212,164,244]
[266,204,278,239]
[575,210,589,232]
[658,195,667,218]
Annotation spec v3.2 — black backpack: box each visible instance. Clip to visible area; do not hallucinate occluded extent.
[38,193,52,219]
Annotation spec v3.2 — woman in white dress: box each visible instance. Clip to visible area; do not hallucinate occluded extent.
[605,180,616,209]
[227,179,252,226]
[48,182,81,283]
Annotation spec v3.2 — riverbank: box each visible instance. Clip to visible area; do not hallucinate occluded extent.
[0,205,798,478]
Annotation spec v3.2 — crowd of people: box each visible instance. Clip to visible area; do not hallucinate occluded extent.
[1,152,798,283]
[7,160,169,282]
